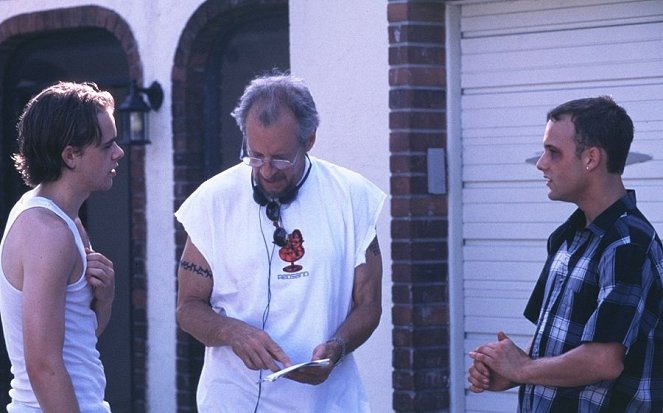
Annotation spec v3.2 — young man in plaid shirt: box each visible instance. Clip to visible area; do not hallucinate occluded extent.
[468,96,663,412]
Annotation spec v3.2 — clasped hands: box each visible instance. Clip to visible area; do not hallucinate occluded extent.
[468,331,530,393]
[227,321,340,385]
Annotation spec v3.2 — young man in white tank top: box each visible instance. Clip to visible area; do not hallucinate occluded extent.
[0,82,124,412]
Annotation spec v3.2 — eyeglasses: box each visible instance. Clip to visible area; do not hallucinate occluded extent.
[266,201,288,247]
[241,148,302,170]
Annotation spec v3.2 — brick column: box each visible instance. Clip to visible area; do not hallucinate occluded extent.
[388,1,449,411]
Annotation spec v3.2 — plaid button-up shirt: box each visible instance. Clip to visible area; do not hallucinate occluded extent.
[519,191,663,412]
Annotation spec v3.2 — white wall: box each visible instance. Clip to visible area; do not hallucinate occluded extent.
[290,1,392,412]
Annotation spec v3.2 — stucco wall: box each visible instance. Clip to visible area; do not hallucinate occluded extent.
[290,1,392,411]
[0,1,392,411]
[0,3,181,412]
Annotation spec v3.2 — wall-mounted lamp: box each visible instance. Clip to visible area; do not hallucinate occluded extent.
[118,80,163,145]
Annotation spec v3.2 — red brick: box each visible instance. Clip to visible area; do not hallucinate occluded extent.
[393,347,415,369]
[389,24,445,44]
[391,239,446,261]
[391,217,447,238]
[390,131,446,151]
[387,3,408,23]
[390,175,429,196]
[388,1,444,24]
[390,110,446,130]
[392,302,448,326]
[392,263,448,283]
[390,153,427,174]
[406,2,445,23]
[389,67,445,87]
[390,87,445,110]
[391,197,448,217]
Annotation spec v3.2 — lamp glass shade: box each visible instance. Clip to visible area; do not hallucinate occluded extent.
[120,110,150,145]
[118,81,152,145]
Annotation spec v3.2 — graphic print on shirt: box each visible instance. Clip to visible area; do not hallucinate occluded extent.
[278,229,304,272]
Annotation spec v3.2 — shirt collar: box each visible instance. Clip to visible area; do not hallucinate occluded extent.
[587,189,637,236]
[552,190,637,245]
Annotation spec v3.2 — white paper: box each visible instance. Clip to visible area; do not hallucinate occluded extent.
[261,358,331,382]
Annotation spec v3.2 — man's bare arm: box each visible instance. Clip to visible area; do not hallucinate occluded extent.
[287,236,383,385]
[176,237,291,372]
[469,332,624,388]
[19,210,81,412]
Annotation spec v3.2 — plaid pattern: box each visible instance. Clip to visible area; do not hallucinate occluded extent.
[520,191,663,413]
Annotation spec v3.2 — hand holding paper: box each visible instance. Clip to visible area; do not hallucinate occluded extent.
[261,358,331,382]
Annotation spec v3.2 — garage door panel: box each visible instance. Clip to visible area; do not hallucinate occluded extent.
[462,85,663,129]
[461,1,662,37]
[464,202,570,224]
[464,262,543,283]
[462,107,548,130]
[458,1,663,411]
[621,182,663,200]
[631,126,663,141]
[462,21,663,53]
[464,222,563,240]
[627,141,662,159]
[465,198,663,228]
[464,186,551,203]
[624,106,663,126]
[465,161,663,183]
[462,131,543,147]
[462,81,663,109]
[464,163,542,182]
[465,296,528,315]
[464,243,549,262]
[463,143,542,165]
[463,38,663,75]
[465,335,534,355]
[465,281,534,299]
[465,316,535,336]
[466,389,519,413]
[461,0,626,17]
[463,141,660,175]
[623,159,663,179]
[462,60,663,90]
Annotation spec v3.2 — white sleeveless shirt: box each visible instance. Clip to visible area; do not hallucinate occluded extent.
[0,190,109,413]
[176,156,386,412]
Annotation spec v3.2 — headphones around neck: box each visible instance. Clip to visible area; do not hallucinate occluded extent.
[251,156,313,206]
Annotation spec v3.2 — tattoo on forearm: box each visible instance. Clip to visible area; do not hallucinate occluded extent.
[180,260,212,279]
[368,237,381,256]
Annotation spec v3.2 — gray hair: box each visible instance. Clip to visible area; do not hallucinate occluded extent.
[231,72,320,144]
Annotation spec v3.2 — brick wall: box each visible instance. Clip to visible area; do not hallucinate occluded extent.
[388,1,449,411]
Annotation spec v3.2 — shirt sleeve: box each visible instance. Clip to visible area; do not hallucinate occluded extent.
[581,242,654,351]
[174,182,217,271]
[523,225,569,325]
[351,177,386,268]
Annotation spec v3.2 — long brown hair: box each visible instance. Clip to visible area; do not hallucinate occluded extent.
[13,81,115,187]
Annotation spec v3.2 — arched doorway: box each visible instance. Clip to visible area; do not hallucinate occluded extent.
[172,2,288,410]
[0,28,134,412]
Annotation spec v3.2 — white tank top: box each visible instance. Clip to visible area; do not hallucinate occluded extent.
[0,190,109,412]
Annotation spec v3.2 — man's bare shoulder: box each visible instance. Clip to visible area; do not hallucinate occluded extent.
[2,207,78,289]
[10,207,74,242]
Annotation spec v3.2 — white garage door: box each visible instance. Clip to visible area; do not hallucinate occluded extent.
[454,1,663,412]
